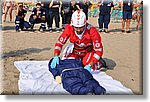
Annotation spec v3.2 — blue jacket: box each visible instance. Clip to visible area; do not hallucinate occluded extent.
[123,0,134,11]
[99,0,114,15]
[48,59,106,95]
[32,7,46,17]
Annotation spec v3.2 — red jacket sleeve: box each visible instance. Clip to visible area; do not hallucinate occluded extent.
[54,25,71,56]
[90,27,103,64]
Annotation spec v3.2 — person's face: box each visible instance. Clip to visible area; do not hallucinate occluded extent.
[36,5,41,11]
[18,5,23,10]
[74,26,85,35]
[41,3,44,7]
[83,0,87,3]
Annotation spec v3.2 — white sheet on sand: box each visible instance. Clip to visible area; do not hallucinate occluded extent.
[14,60,133,95]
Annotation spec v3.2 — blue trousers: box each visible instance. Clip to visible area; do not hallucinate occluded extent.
[15,16,30,31]
[29,15,46,30]
[49,59,106,95]
[62,68,106,95]
[98,14,110,29]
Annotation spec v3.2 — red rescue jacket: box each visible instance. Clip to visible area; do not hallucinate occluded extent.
[54,23,103,64]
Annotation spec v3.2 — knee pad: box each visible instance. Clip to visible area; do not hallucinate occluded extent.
[15,20,20,24]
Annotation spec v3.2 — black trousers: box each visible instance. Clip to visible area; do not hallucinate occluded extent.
[49,11,60,28]
[61,12,71,25]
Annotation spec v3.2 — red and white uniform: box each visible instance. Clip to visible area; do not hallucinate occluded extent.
[54,23,103,70]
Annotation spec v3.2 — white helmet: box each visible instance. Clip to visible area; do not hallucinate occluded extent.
[71,10,86,27]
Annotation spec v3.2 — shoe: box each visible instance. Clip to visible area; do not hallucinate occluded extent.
[21,28,24,31]
[61,28,64,32]
[16,29,20,32]
[100,58,107,68]
[126,30,131,33]
[56,30,60,33]
[104,29,109,33]
[40,29,45,32]
[49,29,53,33]
[122,30,125,32]
[99,28,103,32]
[30,28,35,32]
[96,58,108,71]
[38,27,45,32]
[49,27,53,33]
[55,28,60,33]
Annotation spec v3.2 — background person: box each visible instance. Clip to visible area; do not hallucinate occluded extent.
[29,3,46,32]
[121,0,134,33]
[136,0,143,30]
[61,0,72,29]
[80,0,92,20]
[49,0,60,32]
[15,3,30,32]
[3,0,15,22]
[98,0,114,33]
[41,1,50,30]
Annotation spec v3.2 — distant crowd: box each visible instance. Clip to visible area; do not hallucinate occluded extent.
[2,0,143,33]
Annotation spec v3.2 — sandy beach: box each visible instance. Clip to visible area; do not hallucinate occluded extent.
[1,11,142,95]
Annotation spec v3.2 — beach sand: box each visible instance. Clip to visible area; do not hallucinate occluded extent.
[1,11,142,95]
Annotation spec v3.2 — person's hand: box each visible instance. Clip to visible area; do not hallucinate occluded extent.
[50,56,59,69]
[62,10,64,14]
[55,76,62,84]
[84,65,91,72]
[33,15,37,19]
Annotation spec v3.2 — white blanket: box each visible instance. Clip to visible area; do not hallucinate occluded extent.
[14,60,133,95]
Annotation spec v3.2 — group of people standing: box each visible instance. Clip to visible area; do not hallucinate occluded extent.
[98,0,143,33]
[3,0,143,33]
[13,0,92,32]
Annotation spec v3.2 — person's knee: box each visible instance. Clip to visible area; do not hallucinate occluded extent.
[122,19,127,22]
[41,16,45,21]
[29,16,35,23]
[24,21,30,28]
[9,10,12,14]
[127,19,131,22]
[4,11,8,15]
[82,52,94,66]
[4,7,8,14]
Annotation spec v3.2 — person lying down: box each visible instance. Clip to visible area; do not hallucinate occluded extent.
[48,59,106,95]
